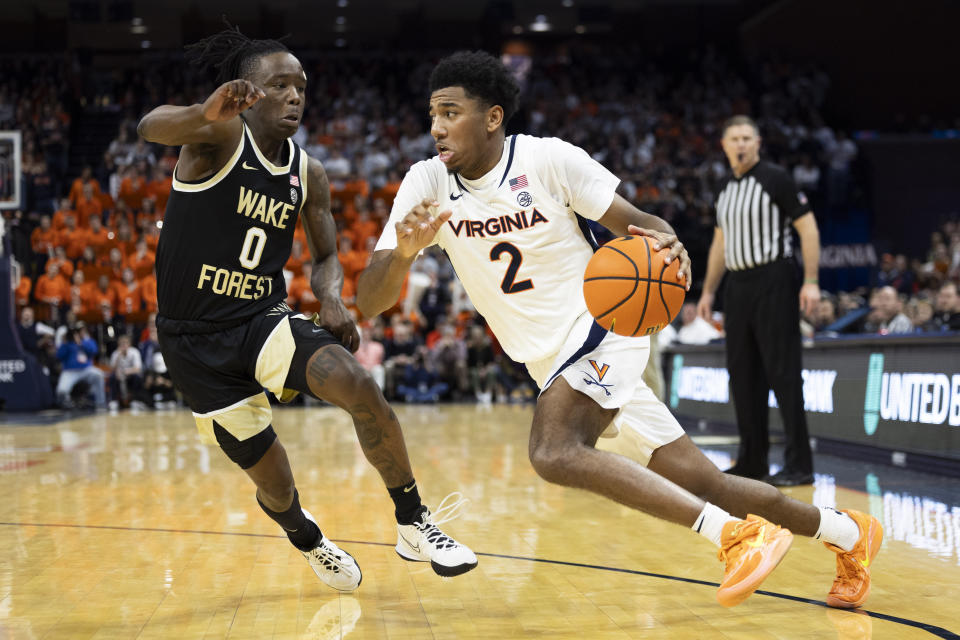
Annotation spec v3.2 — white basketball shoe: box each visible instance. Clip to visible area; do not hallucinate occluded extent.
[395,493,478,577]
[300,509,362,591]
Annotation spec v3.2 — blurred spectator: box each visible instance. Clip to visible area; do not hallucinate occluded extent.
[114,267,143,318]
[811,295,838,332]
[108,334,143,410]
[129,239,155,278]
[875,254,916,294]
[145,350,176,409]
[933,281,960,331]
[34,261,69,310]
[675,302,722,345]
[395,350,448,404]
[86,216,111,256]
[55,324,106,409]
[337,235,367,282]
[68,166,102,209]
[466,324,497,404]
[383,318,421,400]
[106,129,133,168]
[30,214,59,260]
[17,307,54,357]
[285,238,308,276]
[123,138,156,169]
[61,215,87,260]
[68,270,90,316]
[418,272,451,335]
[427,323,467,400]
[355,323,386,389]
[906,297,937,332]
[92,274,117,319]
[863,286,913,334]
[792,154,821,202]
[495,354,538,403]
[141,270,158,313]
[75,182,104,228]
[48,246,74,279]
[826,130,857,205]
[15,272,32,308]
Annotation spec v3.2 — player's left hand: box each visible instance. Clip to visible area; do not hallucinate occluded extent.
[627,225,692,291]
[318,296,360,353]
[799,282,821,317]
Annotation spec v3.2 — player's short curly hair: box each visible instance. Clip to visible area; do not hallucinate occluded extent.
[429,50,520,126]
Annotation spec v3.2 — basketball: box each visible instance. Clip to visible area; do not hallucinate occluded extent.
[582,235,686,337]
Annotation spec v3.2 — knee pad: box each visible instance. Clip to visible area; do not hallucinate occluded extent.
[213,422,277,469]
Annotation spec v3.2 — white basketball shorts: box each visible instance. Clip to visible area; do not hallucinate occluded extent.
[525,311,685,465]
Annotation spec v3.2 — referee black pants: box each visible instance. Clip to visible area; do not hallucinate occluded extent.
[723,260,813,476]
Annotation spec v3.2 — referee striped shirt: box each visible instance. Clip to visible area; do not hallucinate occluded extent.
[714,160,812,271]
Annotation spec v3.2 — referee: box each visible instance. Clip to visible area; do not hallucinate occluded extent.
[696,115,821,487]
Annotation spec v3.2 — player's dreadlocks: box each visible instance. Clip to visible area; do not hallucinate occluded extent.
[429,51,520,125]
[185,20,289,84]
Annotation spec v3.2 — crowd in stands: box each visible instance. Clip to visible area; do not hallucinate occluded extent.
[2,46,958,411]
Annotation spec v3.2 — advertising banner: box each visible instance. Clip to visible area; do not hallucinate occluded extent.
[664,337,960,462]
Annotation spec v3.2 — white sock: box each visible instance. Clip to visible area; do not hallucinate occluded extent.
[814,507,860,551]
[692,502,738,548]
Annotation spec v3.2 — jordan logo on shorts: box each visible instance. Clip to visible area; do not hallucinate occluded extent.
[583,360,614,396]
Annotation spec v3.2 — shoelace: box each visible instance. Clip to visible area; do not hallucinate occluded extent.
[310,541,350,573]
[717,520,747,562]
[417,492,469,551]
[834,550,856,581]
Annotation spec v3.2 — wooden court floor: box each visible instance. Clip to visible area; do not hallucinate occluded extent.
[0,404,958,639]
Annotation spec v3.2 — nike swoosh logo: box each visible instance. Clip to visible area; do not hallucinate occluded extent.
[403,483,416,493]
[399,533,420,553]
[745,524,767,548]
[312,328,323,333]
[450,193,462,200]
[242,161,258,170]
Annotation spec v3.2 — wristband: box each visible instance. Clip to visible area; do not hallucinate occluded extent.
[804,278,818,284]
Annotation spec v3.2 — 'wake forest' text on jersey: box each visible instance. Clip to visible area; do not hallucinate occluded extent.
[157,122,307,324]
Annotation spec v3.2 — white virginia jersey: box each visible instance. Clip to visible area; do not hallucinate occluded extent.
[377,134,619,363]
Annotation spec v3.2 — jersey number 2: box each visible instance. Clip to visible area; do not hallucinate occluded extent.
[490,242,533,294]
[239,227,267,269]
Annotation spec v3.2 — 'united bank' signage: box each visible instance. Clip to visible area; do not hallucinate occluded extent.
[665,341,960,461]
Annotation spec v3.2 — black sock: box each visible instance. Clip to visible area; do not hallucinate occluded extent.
[257,488,321,551]
[388,479,423,525]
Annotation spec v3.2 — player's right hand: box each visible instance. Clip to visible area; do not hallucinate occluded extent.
[201,80,266,122]
[395,199,452,260]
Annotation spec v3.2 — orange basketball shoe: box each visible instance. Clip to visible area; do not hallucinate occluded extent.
[716,514,794,607]
[824,509,883,609]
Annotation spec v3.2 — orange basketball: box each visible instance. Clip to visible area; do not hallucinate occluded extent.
[583,235,686,337]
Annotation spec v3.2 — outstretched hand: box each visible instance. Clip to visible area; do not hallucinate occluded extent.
[201,79,265,122]
[627,225,692,291]
[395,199,452,260]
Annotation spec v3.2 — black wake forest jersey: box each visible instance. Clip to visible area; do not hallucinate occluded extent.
[157,122,307,324]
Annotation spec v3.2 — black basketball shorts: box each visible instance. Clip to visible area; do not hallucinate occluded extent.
[158,302,341,445]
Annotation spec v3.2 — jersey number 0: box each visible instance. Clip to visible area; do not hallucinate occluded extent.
[239,227,267,269]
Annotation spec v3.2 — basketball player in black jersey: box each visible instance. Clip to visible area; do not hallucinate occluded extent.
[137,26,476,590]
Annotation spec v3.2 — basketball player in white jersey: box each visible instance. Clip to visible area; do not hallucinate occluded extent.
[358,51,882,609]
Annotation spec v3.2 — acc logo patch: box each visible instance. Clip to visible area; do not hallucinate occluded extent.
[517,191,532,207]
[290,187,299,205]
